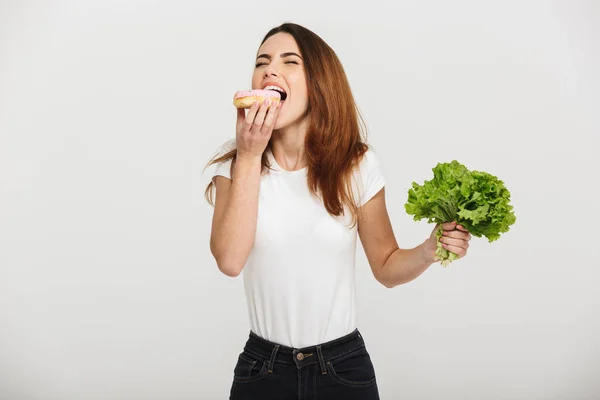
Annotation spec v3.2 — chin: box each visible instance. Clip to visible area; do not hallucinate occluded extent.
[273,119,288,131]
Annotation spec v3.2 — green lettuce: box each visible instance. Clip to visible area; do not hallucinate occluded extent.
[405,160,516,266]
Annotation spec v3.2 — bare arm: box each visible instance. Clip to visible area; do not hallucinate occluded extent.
[210,156,261,276]
[358,188,470,288]
[357,188,434,287]
[210,99,281,277]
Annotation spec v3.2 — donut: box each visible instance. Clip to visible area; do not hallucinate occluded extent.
[233,89,281,109]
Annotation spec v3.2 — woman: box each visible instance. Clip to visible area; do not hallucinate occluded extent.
[205,22,471,400]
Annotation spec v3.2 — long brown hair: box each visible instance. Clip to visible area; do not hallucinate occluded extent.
[204,22,371,227]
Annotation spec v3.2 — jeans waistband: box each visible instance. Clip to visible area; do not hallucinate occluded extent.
[243,329,366,374]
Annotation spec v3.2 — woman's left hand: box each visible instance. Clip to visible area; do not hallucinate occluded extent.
[427,221,472,262]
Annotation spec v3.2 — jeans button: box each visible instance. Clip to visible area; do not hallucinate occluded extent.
[296,352,304,361]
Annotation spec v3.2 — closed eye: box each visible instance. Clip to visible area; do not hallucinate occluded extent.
[255,61,298,67]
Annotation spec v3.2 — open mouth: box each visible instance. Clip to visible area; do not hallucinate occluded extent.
[263,85,288,101]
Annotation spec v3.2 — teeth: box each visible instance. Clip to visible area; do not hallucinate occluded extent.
[264,85,286,94]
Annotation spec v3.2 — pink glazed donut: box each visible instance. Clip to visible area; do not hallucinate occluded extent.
[233,89,281,109]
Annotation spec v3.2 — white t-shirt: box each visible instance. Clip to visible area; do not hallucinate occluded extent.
[211,140,386,348]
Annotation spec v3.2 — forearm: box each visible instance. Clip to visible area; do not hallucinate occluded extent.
[378,241,436,288]
[212,155,261,275]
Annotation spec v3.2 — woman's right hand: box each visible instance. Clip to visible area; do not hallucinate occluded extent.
[235,99,282,159]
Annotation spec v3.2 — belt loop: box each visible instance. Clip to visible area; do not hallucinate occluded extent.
[268,344,279,373]
[316,345,327,375]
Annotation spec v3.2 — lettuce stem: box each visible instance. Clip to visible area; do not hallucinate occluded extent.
[435,225,459,267]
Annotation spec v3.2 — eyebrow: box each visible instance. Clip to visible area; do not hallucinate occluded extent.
[256,52,303,60]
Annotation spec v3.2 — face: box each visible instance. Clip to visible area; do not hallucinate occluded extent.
[252,32,309,130]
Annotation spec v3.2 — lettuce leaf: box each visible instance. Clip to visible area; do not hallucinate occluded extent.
[405,160,516,266]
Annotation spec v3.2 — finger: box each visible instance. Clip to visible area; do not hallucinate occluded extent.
[440,242,467,258]
[262,101,281,132]
[244,101,260,129]
[442,230,471,241]
[441,221,457,231]
[440,236,469,249]
[456,224,469,232]
[236,107,246,123]
[236,107,247,132]
[252,99,271,130]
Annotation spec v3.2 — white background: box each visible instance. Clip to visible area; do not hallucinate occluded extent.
[1,1,599,399]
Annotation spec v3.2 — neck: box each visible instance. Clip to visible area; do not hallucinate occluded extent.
[270,117,309,171]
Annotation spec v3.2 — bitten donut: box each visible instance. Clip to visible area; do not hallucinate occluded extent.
[233,89,281,109]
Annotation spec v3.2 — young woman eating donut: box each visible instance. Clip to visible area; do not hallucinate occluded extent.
[205,22,472,399]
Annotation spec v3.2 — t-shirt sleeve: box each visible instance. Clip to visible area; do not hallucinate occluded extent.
[355,147,386,207]
[210,139,236,183]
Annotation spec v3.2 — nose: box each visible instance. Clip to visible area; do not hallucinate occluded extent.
[263,64,279,78]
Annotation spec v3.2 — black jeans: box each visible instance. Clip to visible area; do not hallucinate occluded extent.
[229,329,380,399]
